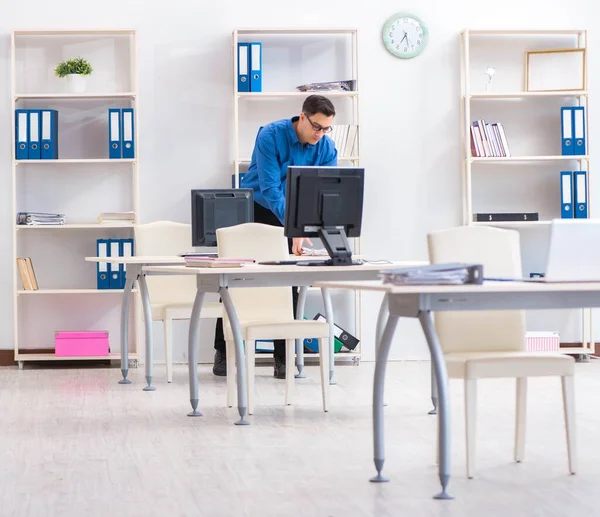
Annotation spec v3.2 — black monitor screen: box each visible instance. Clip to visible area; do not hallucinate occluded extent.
[191,189,254,246]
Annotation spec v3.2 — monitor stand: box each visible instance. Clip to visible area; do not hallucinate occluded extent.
[304,227,362,266]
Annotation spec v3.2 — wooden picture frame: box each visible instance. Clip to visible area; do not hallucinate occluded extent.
[525,48,586,92]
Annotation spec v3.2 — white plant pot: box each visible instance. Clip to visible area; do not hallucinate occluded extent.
[66,74,87,93]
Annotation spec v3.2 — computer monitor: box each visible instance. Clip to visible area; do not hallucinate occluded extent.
[191,189,254,246]
[284,166,365,266]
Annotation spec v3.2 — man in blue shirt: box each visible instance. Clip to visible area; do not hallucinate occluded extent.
[213,94,338,379]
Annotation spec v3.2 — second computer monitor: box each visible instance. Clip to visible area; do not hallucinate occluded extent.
[284,166,365,265]
[191,188,254,246]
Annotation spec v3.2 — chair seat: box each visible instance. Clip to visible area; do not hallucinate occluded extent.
[446,351,575,379]
[151,302,222,321]
[225,320,329,341]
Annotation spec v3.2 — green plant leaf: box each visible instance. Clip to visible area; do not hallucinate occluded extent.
[54,57,93,78]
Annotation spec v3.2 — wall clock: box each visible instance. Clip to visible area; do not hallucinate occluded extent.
[382,12,429,59]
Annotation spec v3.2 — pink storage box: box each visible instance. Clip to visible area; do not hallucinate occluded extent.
[55,331,109,357]
[526,331,560,352]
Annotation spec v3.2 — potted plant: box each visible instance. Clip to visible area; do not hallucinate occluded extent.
[54,57,93,93]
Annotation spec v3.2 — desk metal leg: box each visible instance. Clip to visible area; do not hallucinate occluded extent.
[221,287,250,426]
[370,312,399,483]
[321,287,336,384]
[187,289,205,417]
[118,265,140,385]
[419,311,453,500]
[375,294,389,353]
[429,360,438,415]
[295,286,308,379]
[137,274,155,392]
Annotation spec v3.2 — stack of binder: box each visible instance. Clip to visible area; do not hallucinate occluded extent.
[15,109,59,160]
[237,42,262,92]
[96,238,134,289]
[16,211,65,225]
[560,170,588,218]
[380,263,484,286]
[561,106,586,155]
[108,108,135,159]
[296,80,357,92]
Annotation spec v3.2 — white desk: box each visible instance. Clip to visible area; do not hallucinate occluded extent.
[143,261,424,425]
[313,279,600,500]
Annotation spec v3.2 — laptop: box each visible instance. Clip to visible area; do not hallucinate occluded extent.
[529,219,600,283]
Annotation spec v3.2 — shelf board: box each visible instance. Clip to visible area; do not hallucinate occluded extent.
[470,155,589,163]
[234,27,358,35]
[14,29,135,36]
[15,92,136,101]
[15,352,135,362]
[237,156,359,164]
[16,223,134,230]
[237,91,357,99]
[463,29,586,36]
[472,221,551,228]
[15,158,135,166]
[467,90,587,99]
[559,346,593,354]
[17,288,139,295]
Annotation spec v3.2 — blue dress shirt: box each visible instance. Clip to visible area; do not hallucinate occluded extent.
[240,116,337,224]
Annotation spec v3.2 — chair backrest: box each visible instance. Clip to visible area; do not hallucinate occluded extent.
[217,222,293,323]
[134,221,197,306]
[427,225,526,354]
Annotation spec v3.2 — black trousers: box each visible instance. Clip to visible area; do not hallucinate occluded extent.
[214,202,299,359]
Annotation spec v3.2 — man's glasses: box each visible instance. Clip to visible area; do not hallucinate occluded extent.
[305,114,333,134]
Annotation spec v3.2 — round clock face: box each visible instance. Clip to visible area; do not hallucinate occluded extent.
[382,13,428,59]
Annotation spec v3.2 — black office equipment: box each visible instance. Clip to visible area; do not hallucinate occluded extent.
[284,166,364,266]
[191,189,254,246]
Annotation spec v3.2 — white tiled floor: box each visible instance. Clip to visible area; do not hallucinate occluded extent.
[1,359,599,517]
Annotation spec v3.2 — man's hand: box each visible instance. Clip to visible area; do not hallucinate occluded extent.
[292,237,313,256]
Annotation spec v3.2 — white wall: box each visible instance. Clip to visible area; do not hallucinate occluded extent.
[0,0,596,363]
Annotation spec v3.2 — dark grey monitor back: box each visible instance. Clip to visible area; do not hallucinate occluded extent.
[191,189,254,246]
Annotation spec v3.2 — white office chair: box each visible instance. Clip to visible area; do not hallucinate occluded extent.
[427,225,576,478]
[217,222,330,414]
[134,221,222,382]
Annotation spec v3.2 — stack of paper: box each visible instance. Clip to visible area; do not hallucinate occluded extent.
[380,263,483,286]
[98,211,135,224]
[296,80,356,92]
[16,212,65,225]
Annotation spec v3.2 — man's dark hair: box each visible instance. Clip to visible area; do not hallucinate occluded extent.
[302,95,336,117]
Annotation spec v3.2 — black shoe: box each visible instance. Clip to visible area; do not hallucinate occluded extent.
[213,350,227,376]
[274,355,286,379]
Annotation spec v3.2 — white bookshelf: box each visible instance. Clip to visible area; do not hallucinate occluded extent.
[11,29,140,366]
[232,27,362,363]
[460,28,593,359]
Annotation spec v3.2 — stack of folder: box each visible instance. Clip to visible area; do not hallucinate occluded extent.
[15,109,59,160]
[296,80,356,92]
[237,42,262,92]
[108,108,135,159]
[561,106,586,155]
[16,211,65,225]
[560,170,588,218]
[96,238,134,289]
[184,257,255,268]
[380,263,483,286]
